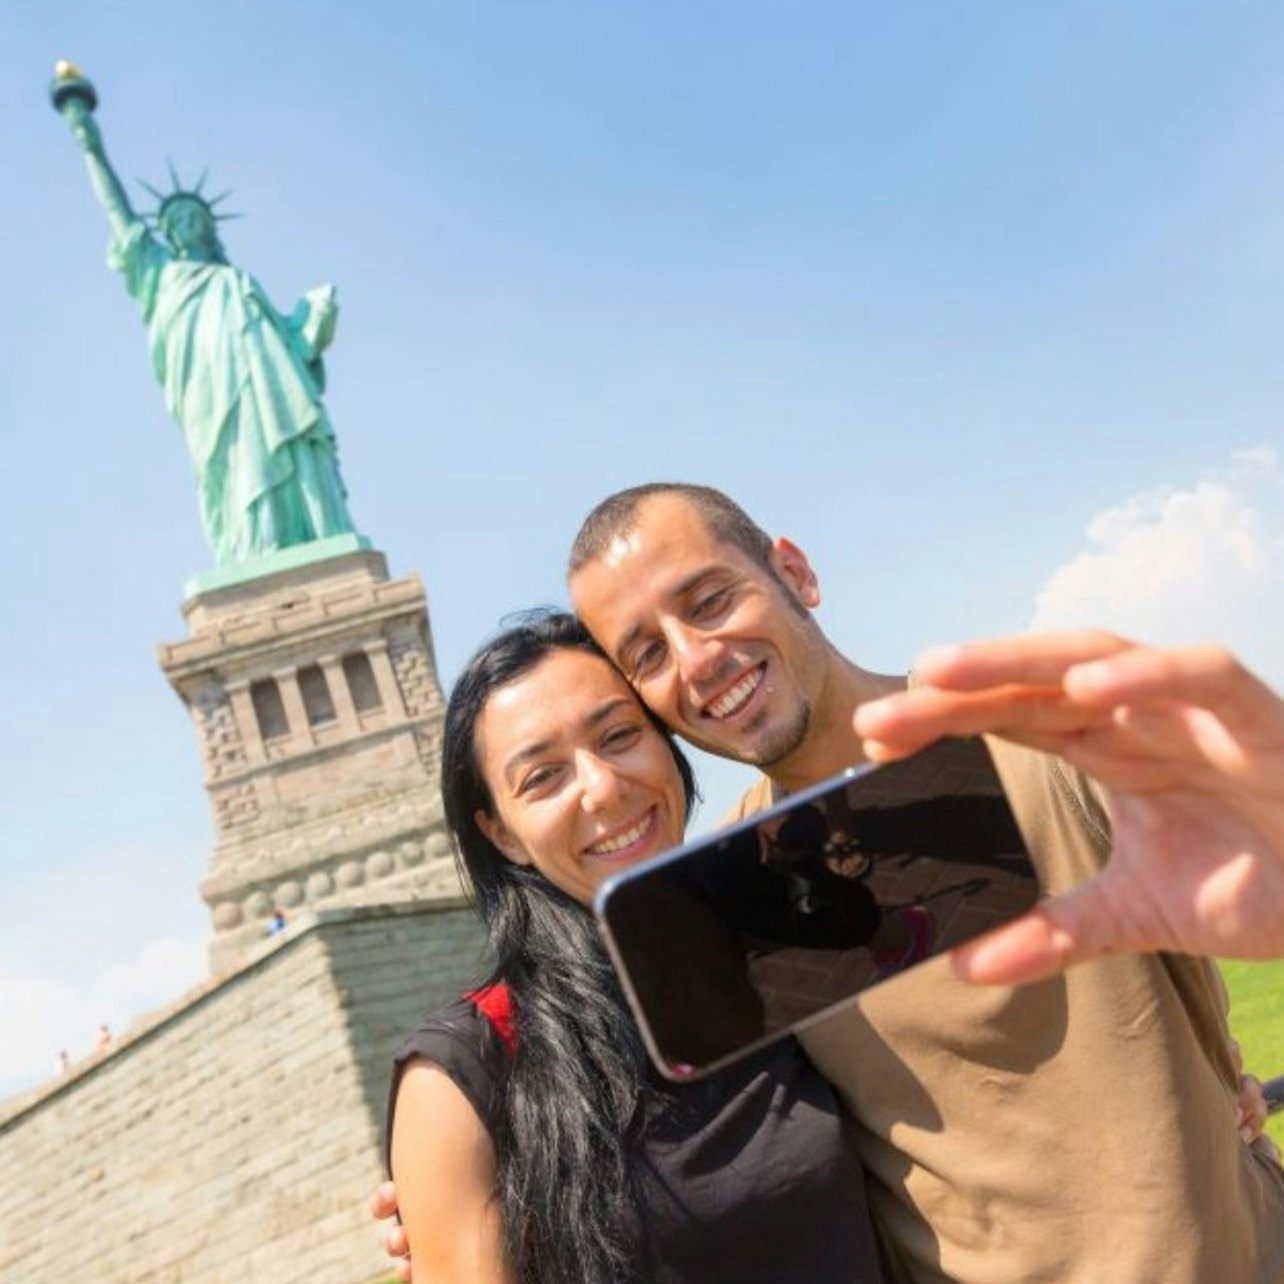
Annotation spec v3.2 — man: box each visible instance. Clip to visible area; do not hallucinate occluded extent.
[566,483,1283,1283]
[378,483,1282,1282]
[853,630,1284,983]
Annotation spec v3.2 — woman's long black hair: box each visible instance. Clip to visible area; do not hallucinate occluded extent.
[440,611,697,1284]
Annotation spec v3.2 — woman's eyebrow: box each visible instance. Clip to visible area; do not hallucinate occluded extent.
[501,698,635,780]
[583,696,633,729]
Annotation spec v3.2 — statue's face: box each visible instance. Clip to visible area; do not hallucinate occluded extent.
[162,198,222,259]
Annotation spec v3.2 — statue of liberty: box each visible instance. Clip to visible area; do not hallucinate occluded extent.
[52,65,357,566]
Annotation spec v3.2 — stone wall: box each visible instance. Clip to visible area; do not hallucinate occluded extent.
[0,902,491,1284]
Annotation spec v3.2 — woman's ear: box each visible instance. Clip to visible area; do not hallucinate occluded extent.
[770,537,821,609]
[476,809,531,866]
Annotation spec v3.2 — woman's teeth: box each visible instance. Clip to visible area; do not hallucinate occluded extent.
[586,812,653,857]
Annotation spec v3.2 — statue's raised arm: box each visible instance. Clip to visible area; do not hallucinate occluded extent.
[50,64,360,570]
[53,63,139,245]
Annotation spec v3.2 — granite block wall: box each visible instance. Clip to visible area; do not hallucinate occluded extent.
[0,902,490,1284]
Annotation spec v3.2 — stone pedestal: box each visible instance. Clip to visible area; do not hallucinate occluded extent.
[158,546,460,974]
[0,902,493,1284]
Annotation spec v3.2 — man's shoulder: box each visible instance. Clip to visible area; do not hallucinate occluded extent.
[721,774,776,827]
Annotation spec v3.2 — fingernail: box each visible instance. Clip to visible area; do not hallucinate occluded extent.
[915,644,958,675]
[1069,661,1109,691]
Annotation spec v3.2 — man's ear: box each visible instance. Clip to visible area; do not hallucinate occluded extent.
[476,810,531,867]
[770,537,821,609]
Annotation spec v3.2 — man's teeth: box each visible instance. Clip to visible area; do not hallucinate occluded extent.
[587,813,652,857]
[707,667,763,719]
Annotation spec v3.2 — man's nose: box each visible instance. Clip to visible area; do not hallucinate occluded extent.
[665,621,721,684]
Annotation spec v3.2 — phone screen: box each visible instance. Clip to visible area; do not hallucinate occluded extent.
[595,736,1040,1080]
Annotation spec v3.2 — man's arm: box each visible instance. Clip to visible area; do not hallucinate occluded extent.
[853,631,1284,984]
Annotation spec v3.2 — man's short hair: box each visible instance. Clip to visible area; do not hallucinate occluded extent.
[568,482,774,577]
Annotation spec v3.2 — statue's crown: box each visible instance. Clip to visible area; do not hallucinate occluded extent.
[141,162,240,228]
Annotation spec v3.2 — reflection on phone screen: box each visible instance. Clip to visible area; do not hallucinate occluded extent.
[597,737,1040,1079]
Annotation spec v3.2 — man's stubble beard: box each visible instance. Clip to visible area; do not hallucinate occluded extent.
[718,694,813,770]
[690,626,820,769]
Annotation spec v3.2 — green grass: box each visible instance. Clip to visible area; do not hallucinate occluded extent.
[1221,958,1284,1149]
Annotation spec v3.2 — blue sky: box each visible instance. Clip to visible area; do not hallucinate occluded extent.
[2,0,1282,1096]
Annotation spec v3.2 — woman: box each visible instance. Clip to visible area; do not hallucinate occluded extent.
[387,612,884,1284]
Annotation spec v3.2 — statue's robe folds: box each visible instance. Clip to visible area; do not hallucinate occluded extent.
[109,221,354,564]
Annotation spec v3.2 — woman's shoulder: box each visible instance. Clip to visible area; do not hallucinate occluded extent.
[387,1001,512,1282]
[386,987,513,1170]
[397,987,512,1076]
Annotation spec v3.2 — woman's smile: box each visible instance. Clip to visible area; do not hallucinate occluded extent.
[582,805,662,861]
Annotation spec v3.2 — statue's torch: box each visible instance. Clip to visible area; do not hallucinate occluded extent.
[50,60,99,131]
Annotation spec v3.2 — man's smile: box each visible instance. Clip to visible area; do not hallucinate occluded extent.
[703,662,766,721]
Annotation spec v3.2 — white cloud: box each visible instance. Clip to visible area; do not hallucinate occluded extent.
[1031,447,1284,686]
[0,934,207,1101]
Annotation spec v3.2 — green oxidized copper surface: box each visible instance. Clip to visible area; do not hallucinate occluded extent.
[52,64,363,571]
[181,532,373,599]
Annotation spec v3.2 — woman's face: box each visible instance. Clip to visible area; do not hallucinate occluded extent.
[473,649,687,906]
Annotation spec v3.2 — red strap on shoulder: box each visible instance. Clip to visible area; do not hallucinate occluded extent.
[464,983,517,1057]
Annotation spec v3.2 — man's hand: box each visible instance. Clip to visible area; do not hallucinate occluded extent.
[853,632,1284,984]
[369,1180,410,1282]
[1238,1072,1269,1145]
[1231,1038,1267,1143]
[1228,1037,1283,1163]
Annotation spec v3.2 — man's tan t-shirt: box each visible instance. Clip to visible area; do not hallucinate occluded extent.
[727,738,1284,1284]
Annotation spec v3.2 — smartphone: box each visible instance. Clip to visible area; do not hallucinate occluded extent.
[595,736,1040,1081]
